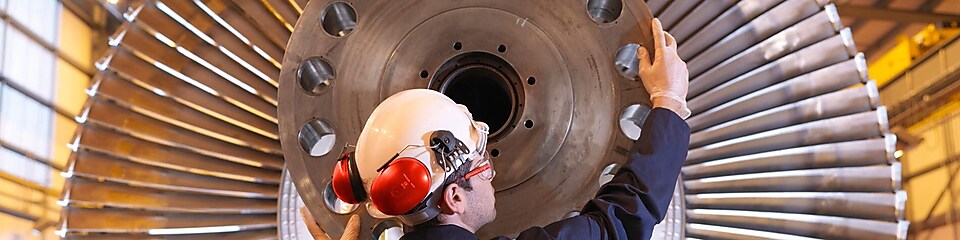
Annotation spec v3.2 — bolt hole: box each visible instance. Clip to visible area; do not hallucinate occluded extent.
[587,0,623,24]
[599,163,619,185]
[371,220,404,239]
[491,149,500,157]
[454,42,463,50]
[299,119,336,156]
[497,44,507,53]
[527,77,536,85]
[323,179,358,214]
[420,70,429,79]
[321,2,358,37]
[524,120,534,129]
[614,43,641,79]
[298,57,336,95]
[619,104,651,140]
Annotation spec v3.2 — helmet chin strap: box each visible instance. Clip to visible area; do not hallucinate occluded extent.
[396,190,443,226]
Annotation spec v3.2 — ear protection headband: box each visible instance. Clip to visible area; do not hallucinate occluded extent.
[330,131,471,224]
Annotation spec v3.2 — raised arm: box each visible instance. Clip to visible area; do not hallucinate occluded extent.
[502,18,691,240]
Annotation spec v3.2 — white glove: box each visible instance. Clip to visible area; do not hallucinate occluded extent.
[637,18,691,119]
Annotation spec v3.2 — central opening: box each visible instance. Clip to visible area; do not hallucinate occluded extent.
[431,52,523,141]
[444,66,512,134]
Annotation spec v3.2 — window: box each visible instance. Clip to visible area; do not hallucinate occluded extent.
[0,0,92,239]
[0,0,58,188]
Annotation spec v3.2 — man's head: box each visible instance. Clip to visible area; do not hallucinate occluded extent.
[432,150,497,232]
[336,89,496,228]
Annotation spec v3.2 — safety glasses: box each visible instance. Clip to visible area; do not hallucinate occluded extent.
[462,150,496,182]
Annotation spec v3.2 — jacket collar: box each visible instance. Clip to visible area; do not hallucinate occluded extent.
[401,224,479,240]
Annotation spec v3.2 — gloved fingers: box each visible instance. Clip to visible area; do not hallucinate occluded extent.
[339,214,361,240]
[651,18,667,56]
[301,207,332,240]
[637,46,652,69]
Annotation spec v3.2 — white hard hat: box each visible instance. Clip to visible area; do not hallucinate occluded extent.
[330,89,488,225]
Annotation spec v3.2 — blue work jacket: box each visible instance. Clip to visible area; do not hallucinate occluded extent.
[401,108,691,240]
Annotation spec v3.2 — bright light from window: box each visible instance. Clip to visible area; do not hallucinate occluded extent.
[156,1,216,45]
[152,88,168,97]
[147,226,241,235]
[687,223,818,240]
[175,47,259,95]
[153,62,218,95]
[218,46,276,87]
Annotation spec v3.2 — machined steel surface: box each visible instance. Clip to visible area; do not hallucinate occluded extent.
[278,0,661,238]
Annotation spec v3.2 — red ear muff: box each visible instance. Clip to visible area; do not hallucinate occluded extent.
[369,157,432,215]
[331,152,366,204]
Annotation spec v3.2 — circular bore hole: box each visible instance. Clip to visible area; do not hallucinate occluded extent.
[599,163,620,185]
[420,70,429,79]
[371,220,404,240]
[299,119,336,156]
[491,149,501,157]
[444,67,512,134]
[586,0,623,24]
[454,42,463,50]
[619,104,652,140]
[524,120,534,129]
[433,52,523,141]
[527,76,536,85]
[321,2,358,37]
[323,179,358,214]
[615,43,641,79]
[298,57,336,95]
[497,44,507,53]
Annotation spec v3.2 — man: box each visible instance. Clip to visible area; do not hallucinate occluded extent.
[304,17,690,240]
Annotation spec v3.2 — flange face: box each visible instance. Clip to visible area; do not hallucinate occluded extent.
[279,0,659,238]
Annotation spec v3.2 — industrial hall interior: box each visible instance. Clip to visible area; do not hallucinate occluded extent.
[2,0,960,239]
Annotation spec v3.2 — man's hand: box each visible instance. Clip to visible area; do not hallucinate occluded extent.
[637,18,691,119]
[300,206,361,240]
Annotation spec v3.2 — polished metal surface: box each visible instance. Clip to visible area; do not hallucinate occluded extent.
[60,0,905,239]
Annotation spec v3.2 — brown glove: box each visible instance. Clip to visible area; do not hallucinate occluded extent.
[301,206,361,240]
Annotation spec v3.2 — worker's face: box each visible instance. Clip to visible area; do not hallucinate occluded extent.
[465,150,497,228]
